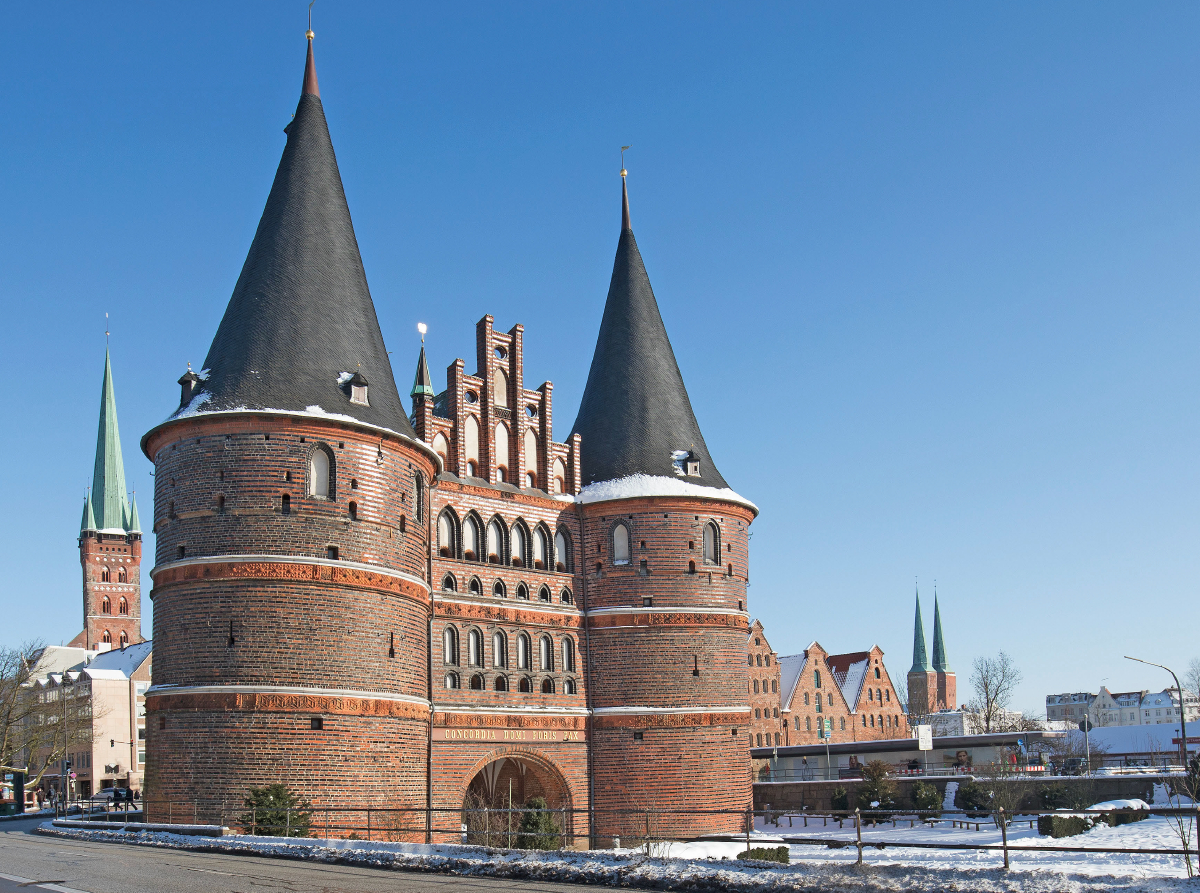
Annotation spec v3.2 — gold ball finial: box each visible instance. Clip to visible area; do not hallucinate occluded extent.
[306,29,315,40]
[620,169,627,177]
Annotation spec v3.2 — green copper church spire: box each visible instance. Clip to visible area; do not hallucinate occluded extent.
[910,588,930,673]
[932,592,950,672]
[84,348,134,533]
[411,345,434,399]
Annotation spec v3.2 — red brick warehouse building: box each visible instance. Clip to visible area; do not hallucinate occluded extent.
[141,32,758,842]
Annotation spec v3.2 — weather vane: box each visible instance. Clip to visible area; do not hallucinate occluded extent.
[307,0,316,39]
[105,312,110,345]
[417,322,427,344]
[620,145,631,177]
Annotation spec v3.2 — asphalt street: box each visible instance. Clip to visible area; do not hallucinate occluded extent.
[0,816,586,893]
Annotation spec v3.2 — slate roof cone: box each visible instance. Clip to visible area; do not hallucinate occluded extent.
[84,349,135,534]
[181,31,413,437]
[570,174,728,488]
[910,589,930,673]
[931,593,950,672]
[411,346,434,399]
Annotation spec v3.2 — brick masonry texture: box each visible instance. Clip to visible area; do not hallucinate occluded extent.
[76,530,143,649]
[142,319,757,840]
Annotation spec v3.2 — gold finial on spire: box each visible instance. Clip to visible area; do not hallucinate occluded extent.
[417,322,428,344]
[105,312,110,345]
[306,0,316,39]
[620,145,631,178]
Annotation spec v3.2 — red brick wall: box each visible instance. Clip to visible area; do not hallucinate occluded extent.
[78,530,143,649]
[747,621,783,748]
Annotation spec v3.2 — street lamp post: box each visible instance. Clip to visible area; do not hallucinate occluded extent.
[1125,656,1190,772]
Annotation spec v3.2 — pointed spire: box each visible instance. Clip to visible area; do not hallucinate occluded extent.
[932,593,950,671]
[411,346,434,399]
[570,170,729,488]
[80,491,97,534]
[302,29,320,97]
[190,35,413,438]
[90,349,133,532]
[910,588,930,673]
[127,492,142,535]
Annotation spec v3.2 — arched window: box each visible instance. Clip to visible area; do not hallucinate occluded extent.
[612,523,630,564]
[117,567,127,583]
[101,596,111,614]
[688,560,696,574]
[757,734,763,746]
[805,717,811,731]
[309,446,332,498]
[840,717,845,730]
[541,678,555,694]
[444,673,459,689]
[562,638,576,673]
[465,415,480,475]
[492,367,508,407]
[442,627,459,665]
[432,432,449,469]
[118,631,129,648]
[101,567,111,583]
[102,630,112,644]
[348,501,358,521]
[754,680,760,694]
[703,522,719,565]
[885,689,890,702]
[868,689,874,702]
[773,707,779,718]
[877,688,882,703]
[493,579,506,598]
[538,585,551,602]
[468,629,483,667]
[756,655,762,667]
[414,471,424,520]
[469,674,485,690]
[771,679,777,693]
[875,666,881,679]
[524,426,538,474]
[494,423,509,482]
[755,708,761,719]
[827,693,833,706]
[862,714,867,726]
[468,577,482,596]
[518,676,532,693]
[552,458,566,495]
[494,676,509,692]
[463,516,481,561]
[814,670,821,688]
[748,656,754,666]
[516,583,529,600]
[554,528,572,572]
[533,527,548,569]
[517,634,531,670]
[560,588,573,605]
[563,678,576,694]
[118,597,128,616]
[437,511,456,558]
[487,519,504,563]
[803,692,809,705]
[492,631,507,668]
[441,574,456,592]
[539,636,553,671]
[510,522,527,567]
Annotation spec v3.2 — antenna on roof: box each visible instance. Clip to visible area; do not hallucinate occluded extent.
[417,322,427,344]
[105,312,110,345]
[307,0,316,39]
[620,145,631,177]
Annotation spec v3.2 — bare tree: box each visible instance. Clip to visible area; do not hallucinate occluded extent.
[1185,658,1200,701]
[967,652,1023,734]
[897,678,935,732]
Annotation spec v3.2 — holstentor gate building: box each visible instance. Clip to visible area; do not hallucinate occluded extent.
[141,34,757,841]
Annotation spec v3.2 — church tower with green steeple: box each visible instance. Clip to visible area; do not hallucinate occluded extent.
[906,588,937,718]
[71,348,143,650]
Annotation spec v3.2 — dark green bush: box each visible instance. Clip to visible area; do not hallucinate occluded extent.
[238,783,312,837]
[830,786,850,816]
[737,845,789,864]
[957,781,992,817]
[1038,783,1068,810]
[515,797,561,850]
[1037,814,1093,838]
[910,781,941,819]
[857,760,897,823]
[1100,809,1149,827]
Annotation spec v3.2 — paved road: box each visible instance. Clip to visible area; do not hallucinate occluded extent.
[0,817,584,893]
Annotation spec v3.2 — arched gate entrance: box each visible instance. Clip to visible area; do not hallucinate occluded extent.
[461,751,574,847]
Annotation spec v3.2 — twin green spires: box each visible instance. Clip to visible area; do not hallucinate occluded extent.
[82,349,139,534]
[910,587,950,674]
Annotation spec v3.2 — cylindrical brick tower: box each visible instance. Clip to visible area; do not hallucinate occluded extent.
[571,175,755,839]
[140,34,437,826]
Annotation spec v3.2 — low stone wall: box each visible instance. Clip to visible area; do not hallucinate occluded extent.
[753,774,1166,813]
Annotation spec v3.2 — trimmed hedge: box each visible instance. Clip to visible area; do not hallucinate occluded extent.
[1037,815,1094,838]
[738,846,789,864]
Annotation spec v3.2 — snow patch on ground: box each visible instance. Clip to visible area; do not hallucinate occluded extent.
[579,474,758,511]
[38,819,1198,891]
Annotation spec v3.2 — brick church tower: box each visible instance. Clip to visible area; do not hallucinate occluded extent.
[71,349,143,650]
[907,589,955,716]
[140,34,438,823]
[571,174,755,838]
[931,594,955,710]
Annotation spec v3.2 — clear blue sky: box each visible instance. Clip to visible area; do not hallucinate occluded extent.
[2,4,1197,714]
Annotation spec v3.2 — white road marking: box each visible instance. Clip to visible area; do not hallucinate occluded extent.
[38,885,91,893]
[0,874,36,884]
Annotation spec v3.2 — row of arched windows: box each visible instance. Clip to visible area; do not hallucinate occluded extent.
[754,707,780,720]
[430,423,570,494]
[442,626,576,674]
[100,630,129,647]
[437,509,573,573]
[751,679,777,694]
[97,567,129,583]
[98,596,129,615]
[440,574,573,605]
[750,653,772,667]
[610,520,724,567]
[444,672,576,694]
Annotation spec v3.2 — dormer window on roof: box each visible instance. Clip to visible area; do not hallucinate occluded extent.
[685,450,700,476]
[348,371,369,406]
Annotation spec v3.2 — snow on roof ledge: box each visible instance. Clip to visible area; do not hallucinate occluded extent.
[578,474,757,513]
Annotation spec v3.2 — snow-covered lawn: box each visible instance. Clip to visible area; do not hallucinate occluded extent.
[38,815,1199,892]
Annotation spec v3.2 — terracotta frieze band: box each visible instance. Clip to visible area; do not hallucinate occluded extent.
[148,690,430,721]
[587,611,748,631]
[150,557,429,604]
[591,710,750,729]
[432,711,588,731]
[435,600,584,628]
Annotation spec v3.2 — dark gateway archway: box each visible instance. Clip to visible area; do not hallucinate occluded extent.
[461,752,573,847]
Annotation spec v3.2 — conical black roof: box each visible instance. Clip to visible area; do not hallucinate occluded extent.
[570,179,728,489]
[191,38,413,437]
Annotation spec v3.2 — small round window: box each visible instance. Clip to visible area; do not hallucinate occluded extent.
[464,391,478,404]
[525,405,537,417]
[494,346,507,359]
